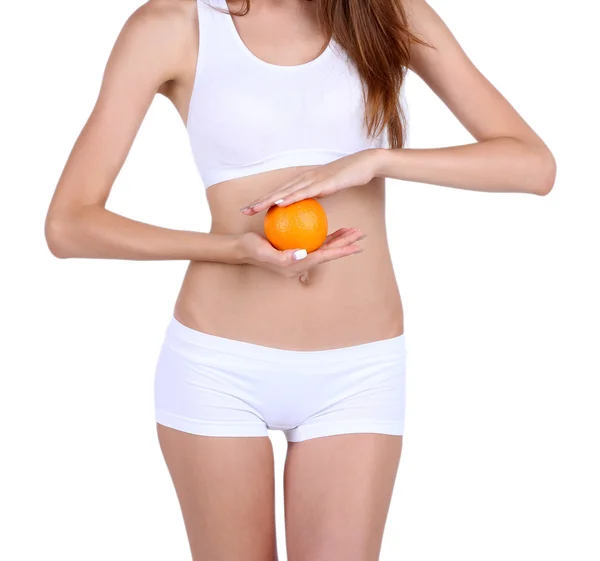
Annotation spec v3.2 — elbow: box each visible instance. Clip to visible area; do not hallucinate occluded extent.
[530,144,557,197]
[45,215,78,259]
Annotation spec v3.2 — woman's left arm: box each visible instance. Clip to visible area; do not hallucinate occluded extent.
[375,0,556,196]
[241,0,556,216]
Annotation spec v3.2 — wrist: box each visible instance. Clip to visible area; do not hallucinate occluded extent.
[190,232,246,264]
[223,233,247,265]
[371,147,392,179]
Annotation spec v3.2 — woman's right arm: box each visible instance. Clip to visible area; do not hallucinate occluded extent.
[45,1,227,261]
[45,0,364,272]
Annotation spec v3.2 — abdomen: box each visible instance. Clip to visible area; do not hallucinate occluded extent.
[174,169,404,350]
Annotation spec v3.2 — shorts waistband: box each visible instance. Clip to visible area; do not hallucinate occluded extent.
[165,316,406,365]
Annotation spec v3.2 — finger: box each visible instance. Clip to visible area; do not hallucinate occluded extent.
[255,240,308,267]
[284,237,363,271]
[323,227,355,244]
[240,166,321,213]
[239,180,303,214]
[272,169,317,195]
[309,244,364,265]
[260,230,363,268]
[322,229,366,249]
[276,247,308,266]
[274,182,330,208]
[240,190,282,215]
[302,241,362,266]
[241,178,315,215]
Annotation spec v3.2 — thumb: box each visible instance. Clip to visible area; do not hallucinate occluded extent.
[280,248,308,265]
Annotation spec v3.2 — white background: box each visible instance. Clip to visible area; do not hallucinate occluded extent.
[1,0,598,559]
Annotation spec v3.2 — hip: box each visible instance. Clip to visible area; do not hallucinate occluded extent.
[154,315,408,441]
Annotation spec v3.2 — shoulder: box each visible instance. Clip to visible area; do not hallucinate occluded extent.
[397,0,431,33]
[111,0,199,82]
[397,0,456,44]
[391,0,436,52]
[129,0,197,27]
[122,0,197,42]
[398,0,428,16]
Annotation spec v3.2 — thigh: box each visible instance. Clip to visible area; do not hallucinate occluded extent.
[157,424,278,561]
[283,433,403,561]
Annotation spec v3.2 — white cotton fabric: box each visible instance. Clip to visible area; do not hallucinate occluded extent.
[154,317,407,442]
[187,0,389,189]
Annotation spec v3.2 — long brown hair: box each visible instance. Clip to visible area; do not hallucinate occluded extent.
[221,0,432,149]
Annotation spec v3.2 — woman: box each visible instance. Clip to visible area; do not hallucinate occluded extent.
[44,0,556,559]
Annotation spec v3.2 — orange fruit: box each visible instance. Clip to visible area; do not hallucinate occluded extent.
[264,198,328,253]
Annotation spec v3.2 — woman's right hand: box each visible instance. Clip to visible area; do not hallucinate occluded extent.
[236,228,366,280]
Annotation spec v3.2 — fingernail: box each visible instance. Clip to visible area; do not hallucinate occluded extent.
[275,199,285,206]
[357,234,367,241]
[293,249,307,261]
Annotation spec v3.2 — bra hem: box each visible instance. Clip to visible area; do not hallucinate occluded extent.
[200,148,353,189]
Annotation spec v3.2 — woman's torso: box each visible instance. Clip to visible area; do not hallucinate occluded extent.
[162,0,404,350]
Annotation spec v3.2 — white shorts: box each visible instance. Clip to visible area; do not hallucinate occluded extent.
[154,317,408,442]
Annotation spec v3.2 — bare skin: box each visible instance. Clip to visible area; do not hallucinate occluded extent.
[157,427,279,561]
[283,434,403,561]
[45,0,555,559]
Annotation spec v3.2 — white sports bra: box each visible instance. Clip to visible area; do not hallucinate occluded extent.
[186,0,390,189]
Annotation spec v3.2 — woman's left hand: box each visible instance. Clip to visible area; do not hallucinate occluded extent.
[239,148,383,215]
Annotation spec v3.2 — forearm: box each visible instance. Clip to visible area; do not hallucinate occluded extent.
[373,137,556,196]
[45,204,242,263]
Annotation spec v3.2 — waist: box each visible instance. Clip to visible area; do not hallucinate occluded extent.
[174,172,403,349]
[162,315,406,364]
[174,244,403,350]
